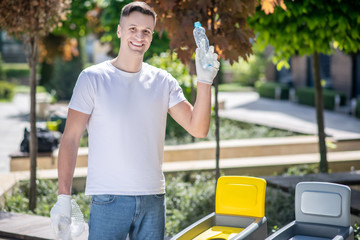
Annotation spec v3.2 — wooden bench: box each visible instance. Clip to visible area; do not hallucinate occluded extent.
[9,152,54,172]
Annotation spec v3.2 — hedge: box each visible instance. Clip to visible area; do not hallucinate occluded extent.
[0,81,15,100]
[295,87,346,110]
[255,81,289,100]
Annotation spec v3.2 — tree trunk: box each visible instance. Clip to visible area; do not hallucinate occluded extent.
[210,0,220,187]
[29,36,38,211]
[189,60,196,143]
[214,75,220,182]
[312,52,328,173]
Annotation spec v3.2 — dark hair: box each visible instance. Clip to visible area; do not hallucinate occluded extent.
[120,2,156,25]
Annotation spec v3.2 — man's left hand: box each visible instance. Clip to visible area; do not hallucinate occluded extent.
[195,43,220,85]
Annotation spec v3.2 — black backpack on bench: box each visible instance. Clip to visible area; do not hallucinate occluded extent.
[20,127,59,153]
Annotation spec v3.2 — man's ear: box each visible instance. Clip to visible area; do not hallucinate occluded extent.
[117,24,121,38]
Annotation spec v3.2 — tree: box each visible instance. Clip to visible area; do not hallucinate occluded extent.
[39,0,98,100]
[145,0,285,185]
[0,0,70,211]
[249,0,360,173]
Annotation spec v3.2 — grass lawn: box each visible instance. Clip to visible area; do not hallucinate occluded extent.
[218,82,253,92]
[3,62,29,70]
[15,85,47,94]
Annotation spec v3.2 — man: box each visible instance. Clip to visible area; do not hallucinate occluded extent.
[50,2,219,239]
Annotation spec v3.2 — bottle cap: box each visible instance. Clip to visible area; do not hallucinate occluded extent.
[194,21,201,28]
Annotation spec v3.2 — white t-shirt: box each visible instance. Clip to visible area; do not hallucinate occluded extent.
[69,60,186,195]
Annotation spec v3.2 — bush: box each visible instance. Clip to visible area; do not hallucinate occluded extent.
[354,222,360,240]
[146,51,196,140]
[265,187,295,232]
[295,87,346,110]
[2,173,215,237]
[0,81,15,100]
[356,98,360,118]
[3,179,90,219]
[282,163,319,176]
[224,46,267,86]
[5,68,30,79]
[164,117,304,145]
[3,175,360,239]
[255,81,290,100]
[2,63,31,80]
[0,53,6,80]
[42,56,83,101]
[165,172,215,236]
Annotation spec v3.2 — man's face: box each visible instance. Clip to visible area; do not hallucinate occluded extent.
[117,11,155,56]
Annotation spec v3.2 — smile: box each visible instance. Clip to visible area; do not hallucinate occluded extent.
[130,41,144,47]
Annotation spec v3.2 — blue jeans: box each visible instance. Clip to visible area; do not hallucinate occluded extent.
[88,194,166,240]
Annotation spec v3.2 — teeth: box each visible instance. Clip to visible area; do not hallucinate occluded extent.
[132,42,142,47]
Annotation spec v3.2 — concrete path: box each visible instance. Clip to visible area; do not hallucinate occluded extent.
[219,91,360,140]
[0,94,29,173]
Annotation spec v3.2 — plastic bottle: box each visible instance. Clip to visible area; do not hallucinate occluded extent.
[70,199,85,238]
[58,216,71,240]
[193,21,211,69]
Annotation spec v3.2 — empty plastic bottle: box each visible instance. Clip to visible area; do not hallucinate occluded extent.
[70,199,85,238]
[193,21,212,69]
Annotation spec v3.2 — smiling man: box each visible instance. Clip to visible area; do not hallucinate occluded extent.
[50,2,219,240]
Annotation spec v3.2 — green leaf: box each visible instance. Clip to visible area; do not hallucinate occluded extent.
[276,60,290,71]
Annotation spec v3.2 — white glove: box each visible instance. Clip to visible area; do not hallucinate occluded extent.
[50,195,85,240]
[50,194,72,240]
[195,39,220,85]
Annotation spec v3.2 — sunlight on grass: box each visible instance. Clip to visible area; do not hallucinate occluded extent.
[218,83,254,92]
[15,85,47,94]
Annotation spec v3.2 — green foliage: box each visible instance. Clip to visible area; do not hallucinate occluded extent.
[53,0,97,38]
[354,222,360,240]
[255,81,289,100]
[3,179,91,219]
[5,68,30,79]
[77,115,303,147]
[146,51,194,89]
[0,52,5,80]
[249,0,360,67]
[164,116,303,145]
[283,164,319,176]
[15,85,47,94]
[209,118,302,140]
[146,51,196,140]
[0,81,15,101]
[356,98,360,119]
[295,87,346,110]
[2,63,30,80]
[43,56,83,101]
[2,173,215,237]
[4,176,360,239]
[165,172,216,236]
[218,83,253,92]
[98,0,131,57]
[224,46,267,86]
[4,179,58,216]
[265,187,295,232]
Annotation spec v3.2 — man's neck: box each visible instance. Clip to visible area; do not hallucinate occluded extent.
[111,49,143,73]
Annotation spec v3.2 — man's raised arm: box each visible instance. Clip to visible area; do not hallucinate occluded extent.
[169,45,220,138]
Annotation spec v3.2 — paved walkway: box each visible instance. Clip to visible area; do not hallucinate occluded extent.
[219,91,360,140]
[0,94,29,173]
